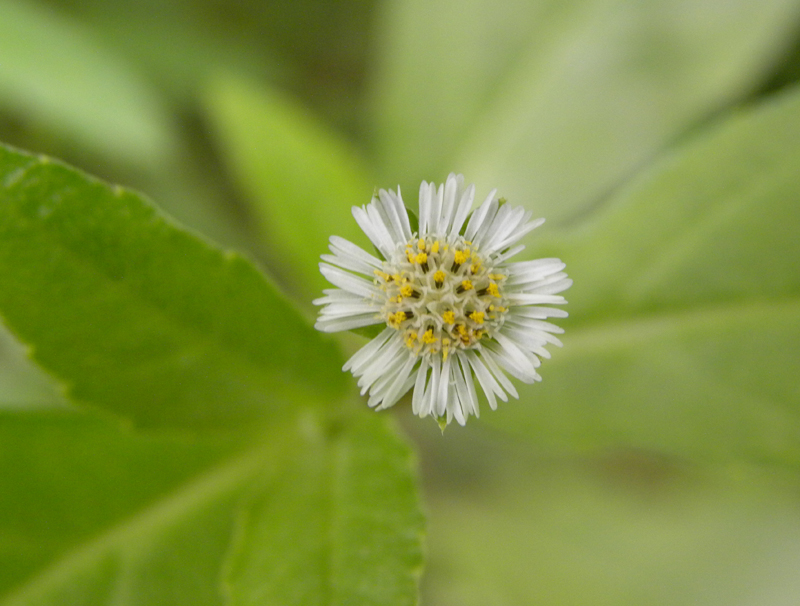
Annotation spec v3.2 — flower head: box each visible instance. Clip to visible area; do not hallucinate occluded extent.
[314,174,571,427]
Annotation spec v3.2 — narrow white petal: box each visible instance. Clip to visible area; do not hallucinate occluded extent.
[493,244,526,264]
[449,183,475,237]
[506,293,569,305]
[320,252,375,275]
[376,189,406,244]
[477,204,518,252]
[315,314,383,333]
[418,181,431,234]
[374,353,418,410]
[352,206,392,258]
[366,203,399,251]
[472,199,510,249]
[465,350,503,409]
[319,264,380,298]
[453,352,479,418]
[478,349,518,399]
[492,332,539,381]
[412,358,430,415]
[423,356,441,417]
[464,189,497,241]
[490,217,544,253]
[439,173,458,235]
[508,306,569,320]
[317,301,379,317]
[430,182,444,234]
[436,355,452,417]
[343,327,393,372]
[357,337,405,388]
[383,187,412,240]
[329,236,382,268]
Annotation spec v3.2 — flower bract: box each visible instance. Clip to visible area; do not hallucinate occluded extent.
[314,173,571,427]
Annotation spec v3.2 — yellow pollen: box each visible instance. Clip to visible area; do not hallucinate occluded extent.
[388,311,407,328]
[415,252,428,265]
[431,240,440,253]
[422,329,438,344]
[456,324,467,336]
[470,261,482,273]
[469,311,485,324]
[460,280,474,291]
[404,331,417,348]
[406,249,415,263]
[453,249,470,264]
[442,311,455,324]
[400,285,415,297]
[418,238,426,250]
[442,338,451,361]
[374,270,391,281]
[475,330,485,339]
[434,270,446,283]
[486,283,501,298]
[489,273,506,280]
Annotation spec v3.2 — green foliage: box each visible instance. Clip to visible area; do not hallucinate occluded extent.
[0,0,176,171]
[0,144,346,429]
[224,413,423,606]
[2,0,800,603]
[371,0,800,224]
[203,74,375,301]
[487,86,800,468]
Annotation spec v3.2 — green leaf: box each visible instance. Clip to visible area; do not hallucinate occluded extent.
[203,74,375,302]
[224,411,424,606]
[0,409,424,606]
[371,0,800,224]
[487,86,800,467]
[422,439,800,605]
[0,0,176,171]
[0,325,64,408]
[0,143,346,429]
[0,410,246,605]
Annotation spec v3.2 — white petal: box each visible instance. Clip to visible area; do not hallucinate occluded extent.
[412,358,430,415]
[329,236,382,268]
[464,190,498,242]
[436,354,452,417]
[449,183,475,237]
[478,349,518,400]
[439,173,459,235]
[465,350,503,409]
[315,314,383,333]
[418,181,431,234]
[343,327,393,372]
[319,264,380,298]
[430,182,444,234]
[352,205,392,258]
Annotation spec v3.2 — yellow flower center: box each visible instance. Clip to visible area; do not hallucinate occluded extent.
[374,234,509,358]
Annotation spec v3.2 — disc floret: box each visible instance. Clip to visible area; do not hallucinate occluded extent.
[377,234,506,362]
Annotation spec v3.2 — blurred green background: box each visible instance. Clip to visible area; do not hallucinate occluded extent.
[2,0,800,603]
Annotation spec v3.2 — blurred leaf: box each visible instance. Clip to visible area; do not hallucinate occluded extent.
[0,410,259,606]
[224,412,424,606]
[422,437,800,605]
[0,409,424,606]
[0,325,65,409]
[203,74,375,301]
[371,0,800,224]
[0,143,346,429]
[487,86,800,466]
[0,0,176,172]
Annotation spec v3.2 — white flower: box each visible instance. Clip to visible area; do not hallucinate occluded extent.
[314,173,571,427]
